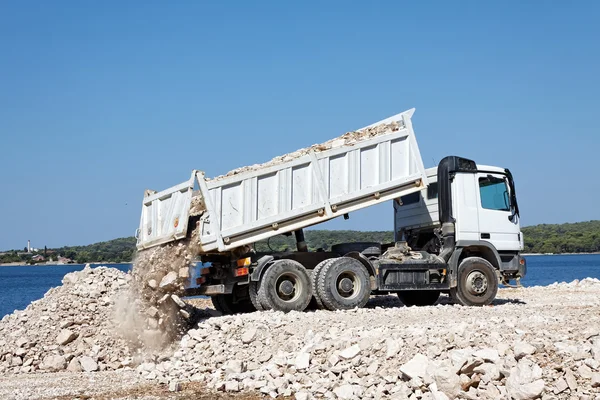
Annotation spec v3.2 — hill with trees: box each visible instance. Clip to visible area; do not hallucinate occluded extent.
[1,221,599,264]
[521,220,600,254]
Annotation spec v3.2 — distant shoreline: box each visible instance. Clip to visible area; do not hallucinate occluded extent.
[0,261,132,267]
[522,252,600,256]
[2,252,600,267]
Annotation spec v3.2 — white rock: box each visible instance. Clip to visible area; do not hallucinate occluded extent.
[67,357,82,372]
[328,354,340,367]
[505,360,545,400]
[513,341,536,359]
[485,384,501,398]
[333,384,355,399]
[474,363,501,381]
[386,338,401,358]
[434,367,460,399]
[553,377,568,394]
[159,271,179,289]
[242,328,257,344]
[473,348,499,363]
[591,372,600,388]
[225,381,240,392]
[565,369,577,390]
[56,329,78,345]
[295,352,310,370]
[171,294,186,308]
[591,338,600,361]
[224,359,244,374]
[42,355,67,371]
[431,391,450,400]
[79,356,98,372]
[339,344,361,360]
[577,364,593,379]
[168,381,181,392]
[295,392,310,400]
[400,354,429,380]
[178,267,190,279]
[14,347,27,357]
[146,306,159,318]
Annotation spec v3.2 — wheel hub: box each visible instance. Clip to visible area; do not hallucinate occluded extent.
[466,271,487,295]
[278,280,295,296]
[336,271,361,299]
[338,277,354,293]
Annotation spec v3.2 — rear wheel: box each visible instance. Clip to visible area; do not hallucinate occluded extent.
[397,290,440,306]
[311,258,337,309]
[211,285,256,314]
[249,280,267,311]
[450,257,498,306]
[257,259,312,312]
[316,257,371,311]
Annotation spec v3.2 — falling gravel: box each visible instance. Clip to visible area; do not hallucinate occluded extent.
[118,234,202,350]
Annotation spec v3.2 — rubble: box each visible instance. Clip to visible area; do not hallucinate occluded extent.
[143,278,600,399]
[0,266,133,375]
[1,267,600,400]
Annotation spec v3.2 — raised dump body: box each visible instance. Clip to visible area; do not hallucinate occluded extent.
[136,108,428,253]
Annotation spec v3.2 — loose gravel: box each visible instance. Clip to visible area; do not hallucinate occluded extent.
[1,265,599,400]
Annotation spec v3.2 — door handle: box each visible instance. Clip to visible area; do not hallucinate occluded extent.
[481,233,491,239]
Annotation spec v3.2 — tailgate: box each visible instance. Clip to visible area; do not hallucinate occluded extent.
[136,171,197,250]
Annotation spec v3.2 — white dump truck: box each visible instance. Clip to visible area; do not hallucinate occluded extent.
[136,109,526,314]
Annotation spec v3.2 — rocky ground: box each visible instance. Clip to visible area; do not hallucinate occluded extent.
[1,266,599,400]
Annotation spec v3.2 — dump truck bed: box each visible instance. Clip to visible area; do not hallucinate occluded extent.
[137,108,428,253]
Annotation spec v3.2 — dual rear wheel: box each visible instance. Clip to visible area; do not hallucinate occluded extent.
[252,257,372,312]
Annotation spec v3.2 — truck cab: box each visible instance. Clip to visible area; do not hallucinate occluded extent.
[394,157,525,285]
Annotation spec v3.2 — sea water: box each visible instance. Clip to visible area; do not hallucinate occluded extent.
[0,255,599,318]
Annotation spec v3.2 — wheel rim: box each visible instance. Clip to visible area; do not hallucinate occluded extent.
[465,270,488,295]
[336,271,361,299]
[275,272,302,302]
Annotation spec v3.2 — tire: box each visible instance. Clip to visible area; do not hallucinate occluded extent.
[249,280,266,311]
[450,257,498,306]
[332,242,381,257]
[316,257,371,311]
[310,258,337,309]
[211,289,256,315]
[257,259,312,312]
[397,290,440,307]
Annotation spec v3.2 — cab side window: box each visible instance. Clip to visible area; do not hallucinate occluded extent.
[479,177,510,211]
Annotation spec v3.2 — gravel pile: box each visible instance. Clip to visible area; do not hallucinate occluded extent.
[0,266,134,374]
[2,264,600,400]
[139,279,600,400]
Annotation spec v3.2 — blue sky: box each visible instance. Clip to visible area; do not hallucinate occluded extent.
[1,1,599,250]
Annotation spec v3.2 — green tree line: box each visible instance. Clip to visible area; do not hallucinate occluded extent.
[521,220,600,254]
[2,221,599,264]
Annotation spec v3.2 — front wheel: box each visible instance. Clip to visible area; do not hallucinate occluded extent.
[450,257,498,306]
[397,290,440,306]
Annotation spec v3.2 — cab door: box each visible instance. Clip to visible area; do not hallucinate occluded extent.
[476,173,521,251]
